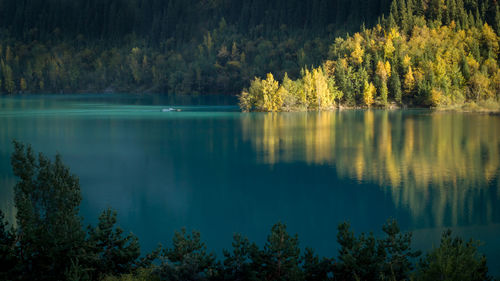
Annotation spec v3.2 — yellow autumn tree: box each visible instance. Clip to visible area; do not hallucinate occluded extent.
[404,66,416,95]
[384,37,395,60]
[363,81,376,107]
[312,68,333,110]
[469,72,492,101]
[481,24,499,57]
[385,61,391,78]
[402,55,411,69]
[376,61,389,82]
[260,73,280,111]
[350,33,365,65]
[302,69,314,108]
[376,60,390,105]
[430,88,442,106]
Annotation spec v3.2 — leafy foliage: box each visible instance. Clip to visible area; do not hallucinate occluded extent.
[239,0,500,111]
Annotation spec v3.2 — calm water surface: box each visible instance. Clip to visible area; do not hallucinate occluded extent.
[1,94,499,274]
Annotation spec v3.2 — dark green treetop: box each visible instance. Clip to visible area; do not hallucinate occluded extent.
[11,140,86,281]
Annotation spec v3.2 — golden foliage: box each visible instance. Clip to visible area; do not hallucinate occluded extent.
[363,81,376,107]
[430,88,442,106]
[240,20,499,111]
[404,66,416,94]
[375,61,391,82]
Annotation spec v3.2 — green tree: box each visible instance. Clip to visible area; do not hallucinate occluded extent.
[157,229,217,281]
[389,67,402,104]
[414,230,491,281]
[87,208,141,279]
[334,222,386,281]
[281,72,299,110]
[0,210,18,280]
[222,234,258,280]
[302,248,333,281]
[11,141,87,281]
[254,223,302,281]
[381,220,421,280]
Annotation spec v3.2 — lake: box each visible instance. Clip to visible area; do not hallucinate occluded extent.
[1,94,499,275]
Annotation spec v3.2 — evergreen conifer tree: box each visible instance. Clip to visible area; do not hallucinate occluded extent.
[11,141,87,281]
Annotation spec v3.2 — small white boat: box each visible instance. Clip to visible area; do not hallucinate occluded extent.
[161,108,181,112]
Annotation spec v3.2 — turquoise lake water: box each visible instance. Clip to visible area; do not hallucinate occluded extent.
[1,94,499,275]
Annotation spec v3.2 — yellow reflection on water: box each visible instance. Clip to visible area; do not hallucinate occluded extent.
[241,111,500,226]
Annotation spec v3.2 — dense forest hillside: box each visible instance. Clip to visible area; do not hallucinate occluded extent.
[0,0,498,96]
[0,0,391,94]
[0,0,392,41]
[240,0,500,111]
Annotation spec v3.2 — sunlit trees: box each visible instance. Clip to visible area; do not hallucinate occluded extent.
[363,81,376,107]
[404,66,416,97]
[376,61,391,106]
[239,67,340,112]
[260,73,281,112]
[238,0,499,111]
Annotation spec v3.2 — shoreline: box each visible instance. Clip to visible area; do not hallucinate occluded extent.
[1,93,498,113]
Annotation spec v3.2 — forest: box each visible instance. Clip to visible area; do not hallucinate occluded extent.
[0,0,391,95]
[0,0,498,104]
[0,142,495,280]
[239,0,500,111]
